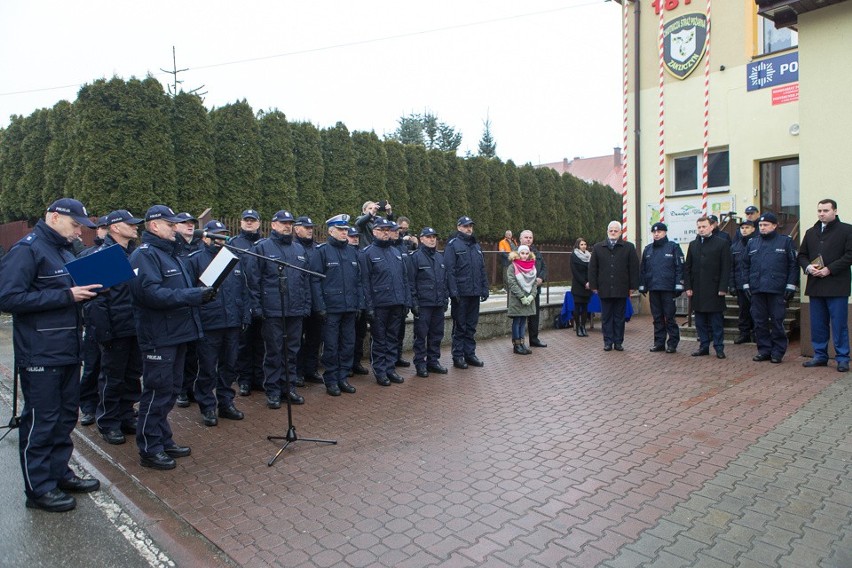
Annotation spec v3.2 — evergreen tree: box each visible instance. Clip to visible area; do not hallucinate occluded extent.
[0,115,27,220]
[258,109,296,216]
[20,109,51,218]
[464,156,493,236]
[486,159,511,238]
[43,100,74,207]
[535,167,561,241]
[503,160,523,231]
[172,91,215,215]
[426,149,452,234]
[210,100,262,218]
[321,121,356,218]
[290,121,325,217]
[518,164,542,239]
[387,112,462,152]
[404,144,432,227]
[351,130,387,212]
[443,154,469,237]
[478,116,497,158]
[383,140,410,216]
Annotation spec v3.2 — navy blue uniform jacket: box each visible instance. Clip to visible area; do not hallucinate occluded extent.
[409,246,449,308]
[0,220,82,367]
[187,243,251,331]
[444,232,489,299]
[129,231,205,351]
[309,237,363,314]
[639,237,684,292]
[86,235,138,343]
[246,231,312,318]
[359,240,411,310]
[744,231,798,294]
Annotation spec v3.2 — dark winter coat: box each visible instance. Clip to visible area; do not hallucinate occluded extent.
[588,239,640,299]
[638,236,684,293]
[797,217,852,297]
[444,231,489,299]
[309,237,363,314]
[245,231,312,318]
[409,245,449,308]
[684,234,731,313]
[359,239,411,310]
[743,231,798,295]
[187,243,251,331]
[729,233,754,291]
[570,252,592,302]
[86,235,138,343]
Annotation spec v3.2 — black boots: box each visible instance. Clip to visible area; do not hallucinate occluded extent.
[574,316,588,337]
[512,339,532,355]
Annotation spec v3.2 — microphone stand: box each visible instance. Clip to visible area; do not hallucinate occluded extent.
[0,362,21,442]
[223,242,336,466]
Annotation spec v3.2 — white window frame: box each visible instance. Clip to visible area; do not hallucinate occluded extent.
[757,17,798,56]
[670,149,730,196]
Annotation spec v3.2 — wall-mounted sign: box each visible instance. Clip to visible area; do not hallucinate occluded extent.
[663,13,708,80]
[646,196,737,244]
[772,83,799,105]
[747,51,798,92]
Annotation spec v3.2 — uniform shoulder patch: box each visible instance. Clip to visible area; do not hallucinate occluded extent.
[19,233,37,246]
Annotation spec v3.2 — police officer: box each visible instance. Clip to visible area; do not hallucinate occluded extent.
[445,216,489,369]
[638,222,684,353]
[360,218,411,385]
[310,214,363,396]
[348,226,371,376]
[409,227,450,377]
[0,198,102,511]
[389,220,413,368]
[734,206,760,244]
[130,205,213,470]
[77,215,110,426]
[186,220,248,425]
[231,209,265,396]
[174,212,201,408]
[708,214,732,244]
[88,209,144,445]
[743,212,798,363]
[246,210,310,408]
[293,216,324,385]
[730,220,757,343]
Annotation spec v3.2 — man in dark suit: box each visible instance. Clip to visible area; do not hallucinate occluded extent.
[685,215,732,359]
[589,221,640,352]
[797,199,852,372]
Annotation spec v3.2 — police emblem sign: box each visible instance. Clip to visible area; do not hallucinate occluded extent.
[663,13,708,80]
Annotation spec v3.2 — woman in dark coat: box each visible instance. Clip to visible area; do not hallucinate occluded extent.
[570,237,592,337]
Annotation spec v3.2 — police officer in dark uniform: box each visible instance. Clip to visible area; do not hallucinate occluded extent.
[174,212,201,408]
[709,214,732,244]
[348,226,371,376]
[444,216,489,369]
[88,209,144,445]
[734,206,760,244]
[231,209,265,396]
[310,214,363,396]
[743,212,798,363]
[409,227,450,377]
[388,221,413,368]
[294,216,324,385]
[130,205,213,470]
[186,220,248,425]
[246,210,311,408]
[730,220,757,343]
[638,222,684,353]
[0,198,102,511]
[360,218,411,385]
[77,215,109,426]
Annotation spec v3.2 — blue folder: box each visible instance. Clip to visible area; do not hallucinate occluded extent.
[65,244,135,289]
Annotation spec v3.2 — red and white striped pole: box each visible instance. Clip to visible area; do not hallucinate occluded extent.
[657,0,666,224]
[621,0,630,239]
[701,0,712,215]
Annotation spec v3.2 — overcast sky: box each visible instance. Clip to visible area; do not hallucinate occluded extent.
[0,0,622,166]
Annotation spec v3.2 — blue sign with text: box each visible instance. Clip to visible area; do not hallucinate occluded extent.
[747,51,798,92]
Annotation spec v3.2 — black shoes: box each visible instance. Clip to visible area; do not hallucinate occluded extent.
[802,359,828,368]
[202,410,218,427]
[613,344,624,352]
[59,475,100,493]
[387,371,405,384]
[691,349,710,357]
[839,362,850,373]
[266,396,281,409]
[649,346,666,352]
[293,376,306,388]
[427,363,448,374]
[326,384,341,396]
[603,344,613,352]
[529,338,548,348]
[79,412,95,426]
[164,445,191,458]
[101,429,126,445]
[771,356,783,364]
[284,390,305,405]
[219,405,244,420]
[304,372,324,384]
[665,347,677,354]
[453,357,468,369]
[176,393,190,408]
[416,366,429,378]
[352,363,370,375]
[716,352,726,359]
[513,341,532,355]
[733,335,751,345]
[465,355,484,367]
[238,383,251,396]
[339,380,356,394]
[395,359,411,368]
[26,488,76,512]
[753,354,771,362]
[141,451,177,470]
[120,422,137,435]
[376,376,391,386]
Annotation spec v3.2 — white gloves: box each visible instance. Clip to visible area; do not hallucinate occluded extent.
[520,295,534,305]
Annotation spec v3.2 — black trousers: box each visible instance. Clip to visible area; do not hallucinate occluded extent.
[96,336,142,434]
[649,291,679,349]
[600,297,627,346]
[735,291,754,338]
[413,305,446,367]
[527,287,542,341]
[195,327,240,412]
[321,312,357,386]
[137,344,186,457]
[236,318,264,390]
[297,312,323,377]
[371,305,404,378]
[79,325,101,414]
[262,316,303,398]
[451,296,480,359]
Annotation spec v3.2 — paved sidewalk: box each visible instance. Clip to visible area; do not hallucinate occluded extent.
[2,313,850,567]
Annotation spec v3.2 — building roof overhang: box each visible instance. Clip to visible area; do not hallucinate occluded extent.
[756,0,849,29]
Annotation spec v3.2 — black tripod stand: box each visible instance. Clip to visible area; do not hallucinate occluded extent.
[0,364,22,442]
[222,242,337,466]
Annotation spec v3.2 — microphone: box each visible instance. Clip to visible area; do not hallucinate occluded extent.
[193,229,231,242]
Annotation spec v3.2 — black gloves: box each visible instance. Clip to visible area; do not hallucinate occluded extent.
[480,294,489,302]
[673,291,682,298]
[201,287,217,303]
[317,310,327,322]
[728,286,738,296]
[784,289,796,302]
[366,310,375,323]
[411,305,420,318]
[743,288,752,302]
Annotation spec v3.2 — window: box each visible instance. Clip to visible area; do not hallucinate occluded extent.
[759,17,797,55]
[672,150,729,195]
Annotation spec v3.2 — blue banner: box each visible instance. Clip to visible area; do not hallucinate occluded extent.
[747,51,798,92]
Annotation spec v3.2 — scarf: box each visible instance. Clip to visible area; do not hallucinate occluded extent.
[513,258,537,294]
[573,248,591,263]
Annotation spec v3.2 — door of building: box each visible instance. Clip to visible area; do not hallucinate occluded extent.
[760,157,800,241]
